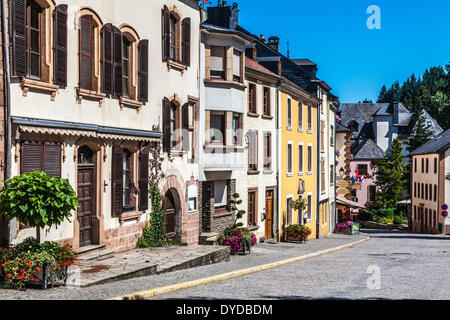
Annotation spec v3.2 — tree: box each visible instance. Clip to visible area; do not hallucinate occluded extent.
[229,192,246,229]
[372,139,408,208]
[408,108,434,151]
[0,171,79,242]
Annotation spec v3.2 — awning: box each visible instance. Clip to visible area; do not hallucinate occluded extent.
[336,196,365,209]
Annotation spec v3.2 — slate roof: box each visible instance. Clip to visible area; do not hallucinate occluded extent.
[408,129,450,156]
[336,122,351,132]
[245,57,279,78]
[351,139,385,160]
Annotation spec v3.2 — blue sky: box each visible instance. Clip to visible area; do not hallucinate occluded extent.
[208,0,450,102]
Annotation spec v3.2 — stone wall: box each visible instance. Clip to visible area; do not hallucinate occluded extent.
[105,221,145,253]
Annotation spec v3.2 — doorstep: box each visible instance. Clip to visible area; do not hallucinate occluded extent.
[66,245,230,288]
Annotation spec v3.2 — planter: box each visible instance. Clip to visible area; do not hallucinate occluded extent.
[230,243,251,255]
[285,236,306,243]
[28,264,69,289]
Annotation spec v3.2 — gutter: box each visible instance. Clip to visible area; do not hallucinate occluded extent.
[1,0,12,246]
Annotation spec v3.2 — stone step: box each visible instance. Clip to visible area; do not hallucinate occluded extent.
[199,232,220,245]
[77,248,115,262]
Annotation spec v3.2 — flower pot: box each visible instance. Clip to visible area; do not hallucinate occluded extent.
[28,264,68,289]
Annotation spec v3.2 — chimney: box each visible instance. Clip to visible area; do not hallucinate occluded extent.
[206,2,239,30]
[268,36,280,52]
[260,34,266,44]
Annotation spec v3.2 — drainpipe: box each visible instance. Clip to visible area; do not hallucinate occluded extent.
[1,0,13,246]
[275,81,281,241]
[316,86,322,239]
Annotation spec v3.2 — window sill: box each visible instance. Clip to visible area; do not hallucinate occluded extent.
[298,128,304,133]
[204,143,245,151]
[263,169,274,174]
[307,171,313,175]
[119,210,142,225]
[166,60,187,74]
[248,225,259,231]
[286,127,293,131]
[298,172,304,176]
[214,211,232,218]
[120,97,143,113]
[307,130,313,134]
[262,115,273,120]
[76,88,106,106]
[203,78,247,90]
[287,173,293,177]
[21,78,59,101]
[247,112,259,118]
[247,170,260,175]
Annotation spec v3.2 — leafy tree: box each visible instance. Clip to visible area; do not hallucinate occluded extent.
[408,108,434,151]
[0,171,79,242]
[372,139,408,208]
[229,192,246,229]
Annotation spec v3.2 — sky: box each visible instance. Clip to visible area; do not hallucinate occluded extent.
[205,0,450,102]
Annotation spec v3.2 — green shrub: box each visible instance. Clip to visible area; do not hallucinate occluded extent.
[378,208,395,219]
[393,215,404,224]
[0,171,79,230]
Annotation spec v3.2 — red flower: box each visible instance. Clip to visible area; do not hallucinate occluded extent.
[23,259,27,263]
[36,267,41,272]
[7,274,12,278]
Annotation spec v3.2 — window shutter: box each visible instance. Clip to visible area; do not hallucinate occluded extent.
[161,5,170,61]
[53,5,68,88]
[43,142,62,178]
[101,23,114,95]
[10,0,27,77]
[162,98,171,152]
[21,141,43,174]
[138,39,149,102]
[138,147,149,211]
[79,15,93,90]
[113,26,123,97]
[182,104,189,152]
[182,18,191,66]
[111,144,124,216]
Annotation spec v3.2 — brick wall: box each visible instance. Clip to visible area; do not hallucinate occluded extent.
[105,221,145,253]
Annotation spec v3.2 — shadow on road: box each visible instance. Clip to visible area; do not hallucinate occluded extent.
[361,229,449,241]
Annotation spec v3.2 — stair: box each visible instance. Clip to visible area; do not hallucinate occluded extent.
[77,245,115,262]
[199,232,220,245]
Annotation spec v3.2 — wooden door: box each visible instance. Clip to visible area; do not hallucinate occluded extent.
[265,190,274,240]
[78,167,95,247]
[164,193,176,237]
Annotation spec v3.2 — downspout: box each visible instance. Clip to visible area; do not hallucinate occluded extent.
[275,80,281,241]
[1,0,12,246]
[316,86,321,239]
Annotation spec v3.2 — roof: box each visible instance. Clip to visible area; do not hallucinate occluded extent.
[245,57,279,78]
[351,139,385,160]
[336,122,351,132]
[408,129,450,156]
[292,58,317,67]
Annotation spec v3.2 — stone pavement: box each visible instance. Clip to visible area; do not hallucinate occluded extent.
[67,245,230,287]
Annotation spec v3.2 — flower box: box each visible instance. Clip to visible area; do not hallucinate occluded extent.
[285,236,306,244]
[28,264,69,289]
[283,225,311,244]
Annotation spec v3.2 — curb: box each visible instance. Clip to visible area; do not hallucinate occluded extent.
[110,236,370,300]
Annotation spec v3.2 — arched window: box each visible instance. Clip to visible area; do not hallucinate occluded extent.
[78,146,94,164]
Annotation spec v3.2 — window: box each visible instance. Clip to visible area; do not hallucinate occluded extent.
[210,46,226,79]
[287,142,293,174]
[248,131,258,172]
[248,190,257,226]
[210,112,225,144]
[248,83,257,114]
[330,125,334,146]
[434,158,437,174]
[187,185,198,212]
[169,15,177,60]
[330,165,334,186]
[122,37,131,98]
[320,121,325,152]
[298,144,304,174]
[287,98,292,129]
[233,50,242,82]
[298,101,303,130]
[79,15,95,90]
[232,113,242,145]
[421,158,424,173]
[368,185,376,202]
[162,6,191,66]
[163,98,190,152]
[321,160,325,193]
[307,194,312,220]
[264,133,272,170]
[21,141,61,178]
[434,185,437,202]
[263,87,271,116]
[358,164,368,176]
[307,145,312,173]
[26,1,41,78]
[426,158,429,173]
[122,149,133,209]
[214,181,228,208]
[307,104,312,132]
[414,182,417,198]
[425,183,429,200]
[170,103,178,148]
[414,158,417,173]
[287,197,293,225]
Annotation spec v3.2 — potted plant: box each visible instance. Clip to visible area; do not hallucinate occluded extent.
[334,223,351,234]
[284,224,311,243]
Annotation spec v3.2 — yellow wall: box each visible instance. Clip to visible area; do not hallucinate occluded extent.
[280,90,318,239]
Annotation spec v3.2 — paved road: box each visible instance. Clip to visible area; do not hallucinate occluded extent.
[149,230,450,300]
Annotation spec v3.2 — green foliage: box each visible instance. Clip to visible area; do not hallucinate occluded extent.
[292,197,306,213]
[136,184,170,248]
[217,226,256,254]
[375,216,394,225]
[0,171,79,229]
[393,215,404,224]
[229,192,246,229]
[373,139,408,208]
[409,108,434,151]
[284,224,311,241]
[377,63,450,131]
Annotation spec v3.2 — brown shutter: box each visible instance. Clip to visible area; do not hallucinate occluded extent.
[10,0,27,77]
[113,26,123,97]
[161,5,170,61]
[43,142,61,178]
[138,147,149,211]
[182,18,191,66]
[53,5,68,88]
[101,23,113,95]
[111,144,124,216]
[182,104,189,152]
[138,39,149,102]
[79,15,93,90]
[162,98,171,152]
[21,141,43,174]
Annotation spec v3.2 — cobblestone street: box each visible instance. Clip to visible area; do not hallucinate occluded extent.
[0,230,448,300]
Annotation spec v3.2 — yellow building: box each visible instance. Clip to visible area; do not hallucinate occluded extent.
[279,79,320,240]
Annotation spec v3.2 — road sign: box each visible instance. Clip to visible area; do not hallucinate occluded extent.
[442,204,448,211]
[442,211,448,218]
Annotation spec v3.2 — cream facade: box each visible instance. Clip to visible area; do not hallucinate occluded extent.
[7,0,201,252]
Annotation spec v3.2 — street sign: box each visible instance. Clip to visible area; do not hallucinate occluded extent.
[442,204,448,211]
[352,223,360,235]
[442,211,448,218]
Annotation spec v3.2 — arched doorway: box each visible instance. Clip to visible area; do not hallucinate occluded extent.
[77,145,96,247]
[163,189,180,240]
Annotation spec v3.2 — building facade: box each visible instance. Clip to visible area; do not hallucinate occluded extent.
[4,0,201,252]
